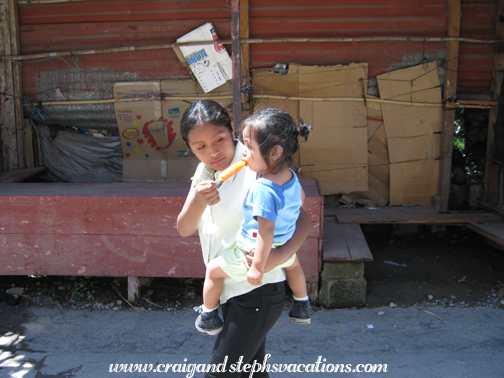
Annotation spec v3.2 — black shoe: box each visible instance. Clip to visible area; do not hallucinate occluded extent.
[288,299,311,324]
[194,306,224,335]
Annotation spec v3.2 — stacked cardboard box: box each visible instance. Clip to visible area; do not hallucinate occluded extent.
[377,61,442,206]
[113,79,232,182]
[252,61,442,206]
[355,100,390,207]
[252,63,369,194]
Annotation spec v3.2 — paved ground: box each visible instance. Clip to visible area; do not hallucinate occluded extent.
[1,303,503,377]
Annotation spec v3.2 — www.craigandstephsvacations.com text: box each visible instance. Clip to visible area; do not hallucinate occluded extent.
[109,355,388,376]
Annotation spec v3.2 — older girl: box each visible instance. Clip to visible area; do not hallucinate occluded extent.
[177,100,310,378]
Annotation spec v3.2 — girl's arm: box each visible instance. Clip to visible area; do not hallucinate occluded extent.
[247,216,275,286]
[176,181,220,237]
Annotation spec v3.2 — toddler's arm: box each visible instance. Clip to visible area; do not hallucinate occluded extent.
[247,216,275,286]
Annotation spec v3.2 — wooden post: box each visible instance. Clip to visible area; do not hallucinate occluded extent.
[484,0,504,207]
[0,0,24,172]
[240,0,250,77]
[437,0,460,213]
[231,0,242,131]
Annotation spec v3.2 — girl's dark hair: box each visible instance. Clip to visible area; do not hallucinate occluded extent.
[242,108,311,174]
[180,100,233,149]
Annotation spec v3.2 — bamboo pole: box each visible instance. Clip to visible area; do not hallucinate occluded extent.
[3,36,501,62]
[24,95,495,109]
[24,95,443,107]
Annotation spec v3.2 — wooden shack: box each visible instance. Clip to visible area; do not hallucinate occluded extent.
[1,0,503,306]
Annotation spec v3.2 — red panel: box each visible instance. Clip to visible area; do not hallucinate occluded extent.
[15,0,497,106]
[0,180,322,280]
[0,234,319,280]
[250,41,444,80]
[0,234,206,277]
[18,0,232,24]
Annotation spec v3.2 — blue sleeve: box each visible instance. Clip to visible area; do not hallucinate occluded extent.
[248,183,282,223]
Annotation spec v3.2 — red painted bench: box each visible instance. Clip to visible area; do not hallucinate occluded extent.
[0,179,323,301]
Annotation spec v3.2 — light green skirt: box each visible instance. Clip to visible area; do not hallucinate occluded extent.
[216,240,297,282]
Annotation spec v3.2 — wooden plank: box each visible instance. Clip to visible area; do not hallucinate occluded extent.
[0,234,205,277]
[0,0,20,170]
[467,222,504,247]
[484,0,504,206]
[344,224,373,261]
[0,233,319,281]
[323,218,351,260]
[0,179,322,282]
[0,180,322,238]
[334,206,503,224]
[0,182,192,197]
[323,218,372,261]
[438,0,460,213]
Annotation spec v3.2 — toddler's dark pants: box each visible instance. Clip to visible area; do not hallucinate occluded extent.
[205,281,286,378]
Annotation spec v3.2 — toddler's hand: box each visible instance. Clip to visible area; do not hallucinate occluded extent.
[194,181,220,206]
[247,265,263,286]
[244,250,255,269]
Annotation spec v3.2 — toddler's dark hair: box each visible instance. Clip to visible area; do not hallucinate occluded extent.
[180,100,233,150]
[242,108,311,174]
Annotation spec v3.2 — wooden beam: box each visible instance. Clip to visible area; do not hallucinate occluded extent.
[437,0,460,213]
[485,0,504,207]
[231,0,242,129]
[0,0,24,171]
[239,0,250,76]
[9,0,24,170]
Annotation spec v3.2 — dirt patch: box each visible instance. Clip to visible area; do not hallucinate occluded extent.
[1,224,504,311]
[0,275,204,312]
[362,224,504,309]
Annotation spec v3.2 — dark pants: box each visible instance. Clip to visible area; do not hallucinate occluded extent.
[205,281,286,378]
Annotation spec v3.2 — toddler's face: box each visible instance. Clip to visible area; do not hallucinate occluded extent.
[242,129,267,174]
[188,123,235,172]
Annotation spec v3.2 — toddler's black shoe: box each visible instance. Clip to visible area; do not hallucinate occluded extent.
[194,306,224,335]
[288,299,311,324]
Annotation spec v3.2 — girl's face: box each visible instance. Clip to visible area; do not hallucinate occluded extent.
[242,129,268,174]
[187,123,235,172]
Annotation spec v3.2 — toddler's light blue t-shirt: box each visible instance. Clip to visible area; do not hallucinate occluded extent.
[239,168,302,246]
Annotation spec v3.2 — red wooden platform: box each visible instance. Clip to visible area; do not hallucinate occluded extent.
[0,179,323,299]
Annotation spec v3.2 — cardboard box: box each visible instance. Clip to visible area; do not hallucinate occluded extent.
[252,64,300,117]
[299,101,367,167]
[177,23,233,93]
[376,61,439,100]
[298,63,369,98]
[389,159,440,206]
[114,82,165,161]
[252,63,369,195]
[301,164,368,194]
[114,80,201,182]
[377,62,442,206]
[387,134,441,163]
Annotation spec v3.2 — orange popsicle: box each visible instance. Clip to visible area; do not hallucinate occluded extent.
[215,160,247,188]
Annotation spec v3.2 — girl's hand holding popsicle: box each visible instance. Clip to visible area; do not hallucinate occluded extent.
[194,180,220,206]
